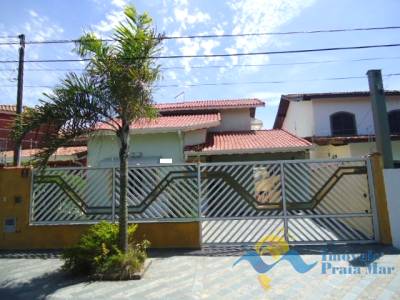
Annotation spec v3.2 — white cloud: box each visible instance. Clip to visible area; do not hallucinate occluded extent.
[224,0,316,70]
[248,91,282,106]
[168,2,218,76]
[93,0,129,33]
[94,10,125,32]
[173,7,210,30]
[212,25,224,35]
[29,10,38,17]
[0,10,68,106]
[167,70,177,80]
[111,0,127,8]
[225,47,238,65]
[201,39,220,56]
[163,0,316,85]
[23,11,64,42]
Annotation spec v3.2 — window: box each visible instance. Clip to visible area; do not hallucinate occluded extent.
[330,112,357,136]
[388,110,400,134]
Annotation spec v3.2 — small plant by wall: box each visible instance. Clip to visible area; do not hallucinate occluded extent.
[62,221,149,280]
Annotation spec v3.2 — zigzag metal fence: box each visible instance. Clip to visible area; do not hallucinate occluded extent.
[200,159,378,244]
[31,164,199,224]
[30,158,379,244]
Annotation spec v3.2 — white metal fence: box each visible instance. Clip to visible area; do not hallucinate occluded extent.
[31,164,198,224]
[200,159,377,244]
[30,158,378,244]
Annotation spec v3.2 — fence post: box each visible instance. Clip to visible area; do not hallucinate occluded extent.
[280,162,289,242]
[197,163,203,246]
[29,167,34,224]
[112,167,116,223]
[369,153,392,244]
[366,157,380,242]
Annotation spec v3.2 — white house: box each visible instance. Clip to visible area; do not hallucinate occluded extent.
[273,91,400,162]
[88,98,312,167]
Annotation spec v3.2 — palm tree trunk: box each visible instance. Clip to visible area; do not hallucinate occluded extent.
[118,124,130,253]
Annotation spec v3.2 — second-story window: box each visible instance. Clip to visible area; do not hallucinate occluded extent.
[388,109,400,134]
[330,112,357,136]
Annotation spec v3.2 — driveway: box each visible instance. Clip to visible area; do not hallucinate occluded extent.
[0,245,399,300]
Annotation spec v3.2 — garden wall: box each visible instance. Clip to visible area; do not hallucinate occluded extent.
[0,167,200,250]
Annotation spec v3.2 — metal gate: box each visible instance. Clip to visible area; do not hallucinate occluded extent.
[199,158,378,245]
[30,158,378,245]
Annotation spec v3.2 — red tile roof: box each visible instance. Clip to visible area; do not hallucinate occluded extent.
[155,98,265,112]
[0,104,29,114]
[0,105,18,114]
[1,99,264,115]
[96,113,221,133]
[185,130,312,155]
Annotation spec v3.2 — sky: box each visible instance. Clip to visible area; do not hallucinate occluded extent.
[0,0,400,128]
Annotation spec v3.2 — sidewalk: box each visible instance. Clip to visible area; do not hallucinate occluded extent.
[0,245,399,299]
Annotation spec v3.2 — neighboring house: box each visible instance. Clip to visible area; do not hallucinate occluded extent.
[88,98,312,167]
[0,104,86,166]
[0,104,45,151]
[273,91,400,161]
[1,147,87,167]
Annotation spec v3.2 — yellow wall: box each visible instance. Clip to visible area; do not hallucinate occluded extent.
[310,141,400,160]
[369,154,392,244]
[0,167,200,250]
[309,144,351,159]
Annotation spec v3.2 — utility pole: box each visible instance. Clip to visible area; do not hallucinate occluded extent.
[13,34,25,166]
[367,69,394,169]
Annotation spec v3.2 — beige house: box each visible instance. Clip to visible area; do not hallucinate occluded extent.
[88,98,312,167]
[273,91,400,162]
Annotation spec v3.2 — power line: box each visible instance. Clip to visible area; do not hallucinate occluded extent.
[1,73,399,89]
[156,73,400,88]
[163,56,400,70]
[1,42,400,63]
[0,35,19,40]
[0,25,400,45]
[0,85,53,88]
[0,68,84,72]
[164,25,400,39]
[0,55,399,72]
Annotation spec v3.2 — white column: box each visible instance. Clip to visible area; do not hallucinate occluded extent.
[383,169,400,249]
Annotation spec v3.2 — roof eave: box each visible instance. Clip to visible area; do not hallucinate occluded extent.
[185,145,314,156]
[131,121,220,134]
[157,103,265,113]
[0,111,17,115]
[273,97,290,129]
[93,120,220,135]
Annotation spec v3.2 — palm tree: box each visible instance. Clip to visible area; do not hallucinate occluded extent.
[12,5,162,252]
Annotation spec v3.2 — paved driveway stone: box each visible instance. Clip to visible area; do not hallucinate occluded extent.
[0,245,399,300]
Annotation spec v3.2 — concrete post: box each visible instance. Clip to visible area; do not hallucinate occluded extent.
[383,169,400,249]
[369,153,392,244]
[367,70,394,168]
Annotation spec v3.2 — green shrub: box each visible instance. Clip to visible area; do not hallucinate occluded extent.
[62,221,149,279]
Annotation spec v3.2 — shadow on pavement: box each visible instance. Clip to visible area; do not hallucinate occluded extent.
[0,250,62,259]
[0,269,89,300]
[0,243,398,299]
[1,244,398,260]
[148,243,400,258]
